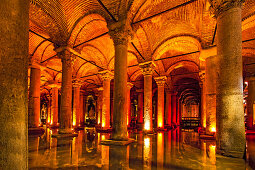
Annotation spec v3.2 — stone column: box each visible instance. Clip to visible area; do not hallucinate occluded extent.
[155,76,167,128]
[73,80,82,127]
[205,55,217,134]
[171,93,177,126]
[0,1,28,168]
[165,89,172,126]
[99,70,113,129]
[137,89,144,126]
[199,71,206,129]
[96,87,103,125]
[28,65,41,128]
[211,0,245,158]
[50,85,60,127]
[80,93,84,126]
[56,49,73,134]
[140,61,155,131]
[247,77,255,129]
[109,20,130,140]
[127,82,133,126]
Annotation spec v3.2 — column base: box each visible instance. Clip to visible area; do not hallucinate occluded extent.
[49,124,59,129]
[51,133,78,138]
[101,138,135,146]
[217,149,245,159]
[199,133,215,140]
[96,127,112,133]
[28,127,45,135]
[136,123,144,131]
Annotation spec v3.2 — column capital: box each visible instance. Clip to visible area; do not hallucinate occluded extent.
[127,82,134,89]
[209,0,244,18]
[72,79,82,88]
[48,81,61,89]
[155,76,167,87]
[99,70,114,80]
[139,61,156,76]
[199,47,217,61]
[108,19,133,46]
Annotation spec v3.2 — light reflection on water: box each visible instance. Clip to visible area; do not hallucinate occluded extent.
[28,127,251,169]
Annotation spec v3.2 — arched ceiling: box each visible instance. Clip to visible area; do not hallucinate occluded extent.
[28,0,255,95]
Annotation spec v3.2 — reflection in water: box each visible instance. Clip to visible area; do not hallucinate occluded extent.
[28,127,252,169]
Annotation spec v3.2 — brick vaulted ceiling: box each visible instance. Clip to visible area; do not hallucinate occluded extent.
[29,0,255,103]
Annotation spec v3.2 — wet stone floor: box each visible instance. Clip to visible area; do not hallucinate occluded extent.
[29,127,253,169]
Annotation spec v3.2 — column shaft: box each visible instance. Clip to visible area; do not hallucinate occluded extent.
[80,93,84,126]
[0,0,28,168]
[127,83,133,126]
[112,39,128,140]
[157,85,164,128]
[215,1,245,158]
[73,86,80,126]
[102,78,111,128]
[144,74,153,130]
[28,67,41,128]
[205,56,217,133]
[52,87,58,126]
[59,52,72,134]
[172,94,177,125]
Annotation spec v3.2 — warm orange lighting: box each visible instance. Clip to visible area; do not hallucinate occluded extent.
[157,133,164,169]
[73,112,76,126]
[144,137,150,148]
[209,144,216,164]
[102,135,105,140]
[158,122,162,128]
[210,127,216,132]
[144,122,150,130]
[102,122,105,128]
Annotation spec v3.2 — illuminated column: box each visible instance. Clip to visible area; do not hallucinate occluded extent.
[199,71,206,129]
[80,93,84,126]
[211,0,245,158]
[73,80,82,127]
[28,65,41,128]
[137,89,144,125]
[109,20,130,140]
[247,77,255,129]
[96,87,103,125]
[56,49,73,134]
[205,55,217,134]
[0,1,28,168]
[50,85,60,127]
[177,98,181,125]
[99,70,113,129]
[127,82,133,126]
[155,76,167,128]
[140,61,155,131]
[165,89,172,126]
[171,92,177,125]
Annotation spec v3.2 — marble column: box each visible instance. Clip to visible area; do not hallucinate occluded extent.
[99,70,113,129]
[171,93,177,126]
[109,21,130,140]
[199,71,206,129]
[0,0,28,168]
[155,76,167,128]
[137,89,144,125]
[140,61,155,131]
[28,65,41,128]
[247,77,255,129]
[205,55,217,134]
[80,93,84,126]
[73,80,82,127]
[57,49,73,134]
[211,0,245,158]
[96,87,103,125]
[165,89,172,126]
[127,82,133,126]
[51,85,59,127]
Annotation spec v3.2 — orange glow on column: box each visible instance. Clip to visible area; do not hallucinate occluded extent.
[144,121,150,130]
[157,133,164,169]
[73,111,76,126]
[209,144,216,164]
[158,117,163,128]
[144,137,152,169]
[102,121,105,128]
[210,126,216,132]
